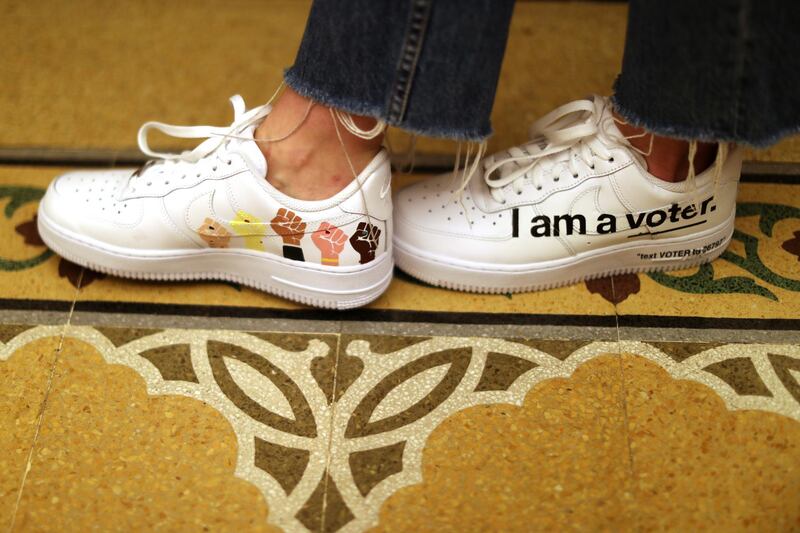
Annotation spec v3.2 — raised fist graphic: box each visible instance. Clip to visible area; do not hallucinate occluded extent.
[312,222,348,266]
[349,222,381,264]
[197,217,231,248]
[270,208,307,246]
[229,210,266,251]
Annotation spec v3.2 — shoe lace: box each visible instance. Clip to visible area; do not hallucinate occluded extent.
[129,94,273,189]
[481,97,632,204]
[138,94,271,163]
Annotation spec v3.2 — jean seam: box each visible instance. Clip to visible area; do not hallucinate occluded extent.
[387,0,433,125]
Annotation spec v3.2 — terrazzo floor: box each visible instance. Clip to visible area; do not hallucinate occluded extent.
[3,1,800,532]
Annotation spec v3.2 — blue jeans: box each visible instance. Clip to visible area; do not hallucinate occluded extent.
[285,0,799,147]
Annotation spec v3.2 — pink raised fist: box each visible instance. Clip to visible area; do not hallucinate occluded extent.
[312,222,348,266]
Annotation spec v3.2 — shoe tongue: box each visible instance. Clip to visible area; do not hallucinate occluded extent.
[234,125,267,177]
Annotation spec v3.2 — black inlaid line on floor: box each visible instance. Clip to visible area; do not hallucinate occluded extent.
[1,297,799,331]
[0,298,73,312]
[738,173,800,185]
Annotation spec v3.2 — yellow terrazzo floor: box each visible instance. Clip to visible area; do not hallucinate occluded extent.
[3,1,800,532]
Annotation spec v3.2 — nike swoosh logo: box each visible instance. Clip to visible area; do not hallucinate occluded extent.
[568,185,628,235]
[379,174,392,199]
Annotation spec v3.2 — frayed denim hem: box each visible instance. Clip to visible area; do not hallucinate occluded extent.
[387,122,493,143]
[610,93,798,149]
[284,68,385,121]
[284,69,492,142]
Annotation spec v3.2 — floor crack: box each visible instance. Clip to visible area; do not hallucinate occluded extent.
[7,269,83,533]
[318,331,342,533]
[610,276,637,528]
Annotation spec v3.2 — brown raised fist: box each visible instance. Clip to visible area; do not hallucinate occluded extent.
[270,208,306,246]
[349,222,381,264]
[312,222,348,266]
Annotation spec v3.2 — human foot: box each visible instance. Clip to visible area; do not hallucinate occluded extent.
[37,96,394,308]
[393,96,741,293]
[254,87,384,200]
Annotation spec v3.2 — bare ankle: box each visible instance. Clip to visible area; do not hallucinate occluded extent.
[255,87,384,201]
[613,111,717,182]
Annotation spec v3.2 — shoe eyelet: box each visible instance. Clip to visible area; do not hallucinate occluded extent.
[227,160,232,165]
[146,182,152,186]
[590,164,595,170]
[517,191,522,196]
[212,166,217,172]
[536,186,542,191]
[554,177,560,182]
[572,173,579,178]
[609,157,615,162]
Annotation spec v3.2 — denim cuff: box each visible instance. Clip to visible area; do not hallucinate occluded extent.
[285,0,513,142]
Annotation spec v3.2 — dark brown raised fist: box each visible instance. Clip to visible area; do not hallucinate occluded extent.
[349,222,381,264]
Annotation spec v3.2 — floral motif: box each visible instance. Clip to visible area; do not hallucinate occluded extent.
[585,273,640,304]
[3,327,796,532]
[15,215,45,246]
[57,259,106,289]
[1,188,53,271]
[782,230,800,262]
[649,203,800,300]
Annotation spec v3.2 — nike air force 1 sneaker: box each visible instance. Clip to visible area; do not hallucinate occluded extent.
[394,96,741,293]
[37,96,394,309]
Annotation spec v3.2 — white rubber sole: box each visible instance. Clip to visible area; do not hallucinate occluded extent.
[38,211,394,310]
[394,212,735,294]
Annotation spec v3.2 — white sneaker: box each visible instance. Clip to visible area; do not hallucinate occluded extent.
[37,96,394,309]
[394,96,741,293]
